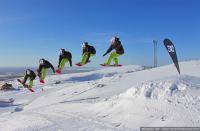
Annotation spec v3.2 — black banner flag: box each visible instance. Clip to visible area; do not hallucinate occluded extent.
[163,38,180,74]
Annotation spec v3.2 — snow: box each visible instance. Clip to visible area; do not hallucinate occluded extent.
[0,61,200,130]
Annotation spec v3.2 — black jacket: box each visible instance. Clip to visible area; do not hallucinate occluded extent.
[82,45,96,63]
[38,59,55,74]
[58,51,72,67]
[103,40,124,56]
[22,69,36,84]
[82,45,96,55]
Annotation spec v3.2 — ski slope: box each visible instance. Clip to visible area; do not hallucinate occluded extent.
[0,61,200,131]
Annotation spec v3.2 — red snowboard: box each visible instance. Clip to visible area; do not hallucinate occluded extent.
[75,60,91,67]
[100,64,122,67]
[56,69,61,74]
[39,79,45,83]
[17,79,35,92]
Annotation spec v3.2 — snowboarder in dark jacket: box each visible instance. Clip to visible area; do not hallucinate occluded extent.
[80,42,96,65]
[103,37,124,65]
[56,48,72,74]
[21,69,36,88]
[37,58,55,83]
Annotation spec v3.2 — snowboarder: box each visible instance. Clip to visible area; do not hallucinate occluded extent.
[102,37,124,66]
[37,58,55,83]
[20,69,36,89]
[56,48,72,74]
[76,42,96,66]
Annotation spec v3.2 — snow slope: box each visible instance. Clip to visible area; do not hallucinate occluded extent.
[0,61,200,131]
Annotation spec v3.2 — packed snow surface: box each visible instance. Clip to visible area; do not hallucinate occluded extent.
[0,61,200,131]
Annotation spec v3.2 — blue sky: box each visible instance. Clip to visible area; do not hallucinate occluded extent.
[0,0,199,67]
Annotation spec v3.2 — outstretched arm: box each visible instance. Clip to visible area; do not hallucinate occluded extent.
[38,65,42,74]
[103,45,113,56]
[37,65,43,77]
[69,58,72,67]
[49,63,55,73]
[58,55,62,68]
[82,49,86,55]
[22,74,28,85]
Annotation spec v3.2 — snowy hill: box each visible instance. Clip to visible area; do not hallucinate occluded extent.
[0,61,200,131]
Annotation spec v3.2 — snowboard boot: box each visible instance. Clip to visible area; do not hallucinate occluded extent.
[40,79,45,83]
[56,69,61,74]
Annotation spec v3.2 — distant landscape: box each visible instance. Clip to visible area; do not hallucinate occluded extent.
[0,67,98,82]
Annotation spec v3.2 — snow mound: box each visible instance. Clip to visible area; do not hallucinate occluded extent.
[89,74,200,128]
[122,75,200,100]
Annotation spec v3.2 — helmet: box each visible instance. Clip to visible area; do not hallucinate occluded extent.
[82,42,88,48]
[60,48,65,54]
[111,36,119,43]
[39,59,44,64]
[26,69,31,75]
[60,48,65,52]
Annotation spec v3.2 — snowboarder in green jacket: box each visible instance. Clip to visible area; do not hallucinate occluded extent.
[37,58,55,83]
[56,48,72,74]
[102,37,124,66]
[21,69,36,88]
[78,42,96,66]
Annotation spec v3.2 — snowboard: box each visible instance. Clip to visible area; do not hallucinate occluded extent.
[56,69,61,74]
[75,60,91,67]
[0,98,14,104]
[17,79,35,92]
[39,79,45,83]
[100,64,122,67]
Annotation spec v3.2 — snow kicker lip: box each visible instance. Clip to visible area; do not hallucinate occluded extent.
[63,72,118,82]
[63,68,143,83]
[119,75,200,100]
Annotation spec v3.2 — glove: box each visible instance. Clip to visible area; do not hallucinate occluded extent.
[38,72,41,77]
